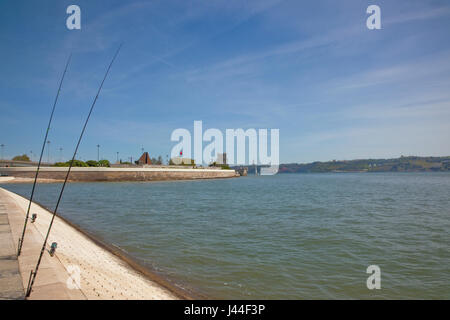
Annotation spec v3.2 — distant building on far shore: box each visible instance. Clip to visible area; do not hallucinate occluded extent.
[170,157,195,165]
[137,152,151,165]
[217,153,227,165]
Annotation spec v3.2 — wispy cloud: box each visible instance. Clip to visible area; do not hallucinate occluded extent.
[330,50,450,91]
[384,5,450,26]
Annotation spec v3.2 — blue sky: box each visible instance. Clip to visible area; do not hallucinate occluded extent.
[1,0,450,163]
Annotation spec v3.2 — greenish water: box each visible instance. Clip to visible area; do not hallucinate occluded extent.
[3,173,449,299]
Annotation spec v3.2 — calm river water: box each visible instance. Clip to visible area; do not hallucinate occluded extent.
[3,172,449,299]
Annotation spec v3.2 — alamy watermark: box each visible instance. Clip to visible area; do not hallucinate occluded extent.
[170,121,279,175]
[366,265,381,290]
[66,5,81,30]
[366,5,381,30]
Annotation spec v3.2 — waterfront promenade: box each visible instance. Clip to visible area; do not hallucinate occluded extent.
[0,195,24,299]
[0,187,182,300]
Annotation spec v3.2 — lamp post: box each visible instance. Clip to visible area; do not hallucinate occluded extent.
[46,140,51,163]
[30,150,33,162]
[116,152,119,163]
[59,147,63,162]
[0,144,4,160]
[97,144,100,162]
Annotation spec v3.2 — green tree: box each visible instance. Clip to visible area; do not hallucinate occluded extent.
[53,159,88,167]
[53,162,68,167]
[98,159,110,167]
[86,160,98,167]
[12,154,30,162]
[72,160,88,167]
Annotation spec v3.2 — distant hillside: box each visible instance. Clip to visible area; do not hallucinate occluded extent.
[243,156,450,174]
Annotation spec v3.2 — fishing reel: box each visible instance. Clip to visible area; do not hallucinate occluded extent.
[49,242,57,257]
[30,213,37,223]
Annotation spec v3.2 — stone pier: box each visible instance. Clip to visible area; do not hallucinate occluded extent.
[0,166,238,182]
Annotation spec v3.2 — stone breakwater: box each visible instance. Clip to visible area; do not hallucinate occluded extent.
[0,167,238,182]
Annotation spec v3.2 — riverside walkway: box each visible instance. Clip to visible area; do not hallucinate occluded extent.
[0,194,24,299]
[0,188,86,300]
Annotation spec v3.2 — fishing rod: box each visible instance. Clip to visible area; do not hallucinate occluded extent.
[25,44,122,297]
[17,54,72,256]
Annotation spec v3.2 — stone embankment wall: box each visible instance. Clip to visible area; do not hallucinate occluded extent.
[0,167,238,182]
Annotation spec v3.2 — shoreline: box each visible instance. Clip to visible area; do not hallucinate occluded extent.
[0,177,64,184]
[0,187,200,300]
